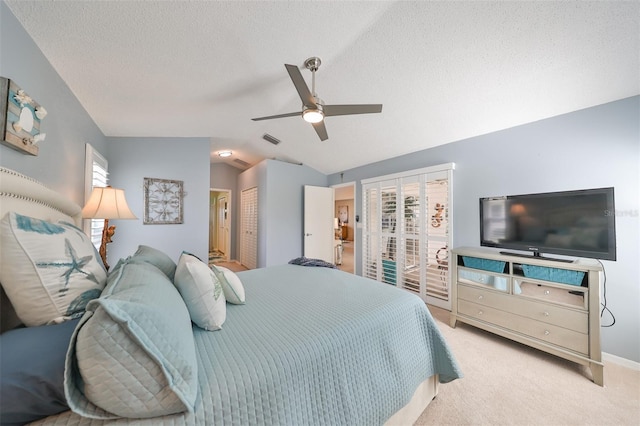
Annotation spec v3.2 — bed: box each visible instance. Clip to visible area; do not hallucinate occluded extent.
[0,167,461,425]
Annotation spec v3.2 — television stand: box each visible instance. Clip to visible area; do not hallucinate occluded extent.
[498,251,574,263]
[451,247,604,385]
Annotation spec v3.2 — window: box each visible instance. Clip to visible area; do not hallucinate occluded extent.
[362,163,454,310]
[84,143,108,249]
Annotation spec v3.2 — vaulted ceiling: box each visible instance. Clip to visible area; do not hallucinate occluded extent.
[5,1,639,174]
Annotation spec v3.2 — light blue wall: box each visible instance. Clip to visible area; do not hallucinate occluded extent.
[210,162,241,260]
[106,137,211,265]
[264,160,327,266]
[239,159,327,268]
[0,2,108,203]
[328,96,640,363]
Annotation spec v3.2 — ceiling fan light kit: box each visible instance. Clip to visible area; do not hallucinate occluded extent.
[302,106,324,123]
[251,57,382,141]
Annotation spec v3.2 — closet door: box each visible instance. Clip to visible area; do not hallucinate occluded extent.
[240,187,258,269]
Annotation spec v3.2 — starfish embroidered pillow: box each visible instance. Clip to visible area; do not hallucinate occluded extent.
[0,212,107,327]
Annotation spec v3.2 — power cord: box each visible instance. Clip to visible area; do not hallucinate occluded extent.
[598,259,616,327]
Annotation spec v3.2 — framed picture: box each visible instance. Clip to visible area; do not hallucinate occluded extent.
[143,177,184,224]
[338,205,349,224]
[1,77,47,156]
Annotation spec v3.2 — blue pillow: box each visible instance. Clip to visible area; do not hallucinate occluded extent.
[129,245,177,280]
[0,318,80,425]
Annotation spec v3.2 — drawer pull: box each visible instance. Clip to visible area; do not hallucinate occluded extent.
[478,310,484,315]
[543,311,550,317]
[478,295,484,300]
[544,290,551,295]
[544,330,550,336]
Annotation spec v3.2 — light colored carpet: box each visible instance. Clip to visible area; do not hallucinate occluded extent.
[212,260,247,272]
[415,306,640,425]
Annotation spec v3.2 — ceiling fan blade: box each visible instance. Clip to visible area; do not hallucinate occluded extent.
[251,111,301,121]
[323,104,383,117]
[285,64,316,107]
[312,121,329,141]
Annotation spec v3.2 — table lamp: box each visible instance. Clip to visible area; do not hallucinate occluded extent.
[82,186,137,271]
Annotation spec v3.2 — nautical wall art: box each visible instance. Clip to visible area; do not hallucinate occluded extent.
[0,77,47,156]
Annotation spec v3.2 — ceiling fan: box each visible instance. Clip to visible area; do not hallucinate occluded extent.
[251,57,382,141]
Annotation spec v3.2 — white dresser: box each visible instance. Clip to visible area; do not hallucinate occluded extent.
[450,247,604,385]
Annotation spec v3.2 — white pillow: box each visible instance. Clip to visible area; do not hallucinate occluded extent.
[174,253,226,330]
[0,212,107,326]
[212,265,246,305]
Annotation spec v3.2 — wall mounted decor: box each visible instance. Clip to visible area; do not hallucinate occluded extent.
[338,205,349,224]
[143,177,184,224]
[0,77,47,156]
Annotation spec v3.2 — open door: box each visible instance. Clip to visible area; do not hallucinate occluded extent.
[217,195,229,259]
[210,189,231,263]
[303,185,334,263]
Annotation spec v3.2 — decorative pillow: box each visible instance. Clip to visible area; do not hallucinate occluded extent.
[0,212,107,326]
[65,260,198,419]
[130,244,177,279]
[174,252,226,330]
[212,265,246,304]
[0,318,80,426]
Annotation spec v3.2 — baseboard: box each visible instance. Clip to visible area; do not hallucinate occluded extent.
[603,352,640,371]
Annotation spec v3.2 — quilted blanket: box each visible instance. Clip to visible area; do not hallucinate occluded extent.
[35,264,461,425]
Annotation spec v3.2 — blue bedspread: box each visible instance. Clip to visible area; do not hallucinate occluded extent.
[37,265,461,425]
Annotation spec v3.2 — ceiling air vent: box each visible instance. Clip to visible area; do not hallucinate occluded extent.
[262,133,281,145]
[233,158,250,167]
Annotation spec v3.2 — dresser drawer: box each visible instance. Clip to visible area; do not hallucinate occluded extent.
[458,284,512,310]
[458,300,588,355]
[509,296,588,333]
[515,279,587,309]
[458,268,509,292]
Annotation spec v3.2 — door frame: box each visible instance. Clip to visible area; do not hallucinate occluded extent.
[209,188,232,261]
[331,181,357,274]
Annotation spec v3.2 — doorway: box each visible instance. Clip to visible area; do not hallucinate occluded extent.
[209,189,231,263]
[332,182,356,274]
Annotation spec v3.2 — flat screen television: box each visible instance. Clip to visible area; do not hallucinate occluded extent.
[480,187,616,261]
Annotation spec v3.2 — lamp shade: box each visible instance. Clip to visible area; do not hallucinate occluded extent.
[82,187,137,219]
[334,217,340,230]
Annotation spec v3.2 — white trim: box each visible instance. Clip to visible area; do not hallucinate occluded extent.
[603,352,640,371]
[360,162,455,185]
[84,143,108,242]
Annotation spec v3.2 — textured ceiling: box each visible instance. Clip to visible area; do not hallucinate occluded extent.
[5,1,639,174]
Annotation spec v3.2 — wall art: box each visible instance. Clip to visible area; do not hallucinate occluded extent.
[143,177,184,224]
[0,77,47,156]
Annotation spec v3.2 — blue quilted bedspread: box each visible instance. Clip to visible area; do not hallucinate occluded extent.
[37,265,461,425]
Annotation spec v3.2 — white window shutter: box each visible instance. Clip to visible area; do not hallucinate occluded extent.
[361,164,453,309]
[84,143,108,249]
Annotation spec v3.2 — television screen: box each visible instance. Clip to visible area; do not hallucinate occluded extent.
[480,187,616,261]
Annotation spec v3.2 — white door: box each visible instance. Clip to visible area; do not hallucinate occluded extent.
[304,185,334,263]
[209,196,216,252]
[241,187,258,269]
[217,195,228,256]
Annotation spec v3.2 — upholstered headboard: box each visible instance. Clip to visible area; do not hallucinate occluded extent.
[0,167,83,331]
[0,167,82,226]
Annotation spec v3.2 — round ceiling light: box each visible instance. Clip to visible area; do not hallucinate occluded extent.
[302,103,324,124]
[218,150,232,158]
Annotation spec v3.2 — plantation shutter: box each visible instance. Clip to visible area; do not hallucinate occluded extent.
[84,143,108,249]
[362,163,453,309]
